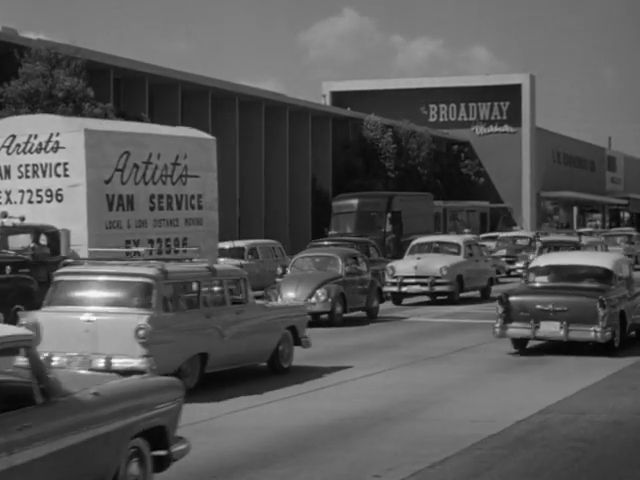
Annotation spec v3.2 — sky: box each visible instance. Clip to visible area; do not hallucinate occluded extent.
[2,0,640,156]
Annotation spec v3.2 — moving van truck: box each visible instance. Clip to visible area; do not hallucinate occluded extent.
[0,114,218,320]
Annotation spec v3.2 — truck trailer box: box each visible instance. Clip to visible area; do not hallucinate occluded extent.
[0,114,218,263]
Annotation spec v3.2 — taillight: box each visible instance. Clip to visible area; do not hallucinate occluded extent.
[496,293,509,318]
[134,323,151,343]
[596,297,607,327]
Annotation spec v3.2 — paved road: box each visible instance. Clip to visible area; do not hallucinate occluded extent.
[163,278,640,480]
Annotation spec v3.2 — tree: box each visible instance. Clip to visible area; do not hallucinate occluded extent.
[0,47,115,119]
[354,114,493,200]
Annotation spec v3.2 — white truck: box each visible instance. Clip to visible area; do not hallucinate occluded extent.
[0,114,218,321]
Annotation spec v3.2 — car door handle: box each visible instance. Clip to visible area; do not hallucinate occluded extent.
[16,423,32,431]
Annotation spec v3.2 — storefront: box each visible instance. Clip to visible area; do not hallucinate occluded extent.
[323,74,640,232]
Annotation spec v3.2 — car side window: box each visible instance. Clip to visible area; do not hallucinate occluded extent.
[471,244,484,257]
[369,245,381,259]
[246,247,259,261]
[464,244,474,258]
[258,246,274,260]
[163,281,201,312]
[226,278,248,305]
[201,279,227,307]
[356,255,368,273]
[271,246,281,259]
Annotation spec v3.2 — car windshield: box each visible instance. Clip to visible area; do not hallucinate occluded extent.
[218,246,246,259]
[44,278,155,308]
[290,255,341,274]
[407,241,461,256]
[527,264,615,286]
[495,236,534,249]
[602,234,632,246]
[537,242,580,254]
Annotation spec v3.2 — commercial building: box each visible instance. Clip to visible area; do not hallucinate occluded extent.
[324,74,640,231]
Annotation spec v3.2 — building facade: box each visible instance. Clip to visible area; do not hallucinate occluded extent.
[323,74,640,231]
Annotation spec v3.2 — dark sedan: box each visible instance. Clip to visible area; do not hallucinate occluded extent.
[305,236,389,286]
[0,324,189,480]
[493,251,640,355]
[266,247,384,325]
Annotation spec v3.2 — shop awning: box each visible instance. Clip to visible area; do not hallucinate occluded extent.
[614,193,640,213]
[539,190,628,206]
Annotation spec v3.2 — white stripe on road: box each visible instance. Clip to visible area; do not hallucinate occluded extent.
[404,317,495,324]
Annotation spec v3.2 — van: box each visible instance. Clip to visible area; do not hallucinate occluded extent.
[218,239,289,291]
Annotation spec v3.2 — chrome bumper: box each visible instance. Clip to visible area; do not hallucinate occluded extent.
[170,436,191,463]
[383,281,455,295]
[493,321,614,343]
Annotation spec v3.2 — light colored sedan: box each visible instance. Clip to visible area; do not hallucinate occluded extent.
[383,234,496,305]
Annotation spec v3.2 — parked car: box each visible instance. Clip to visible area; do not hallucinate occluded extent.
[478,232,502,251]
[521,234,582,271]
[266,247,384,325]
[218,239,289,291]
[601,228,640,266]
[492,230,538,276]
[480,244,507,279]
[581,235,608,251]
[0,324,189,480]
[306,236,389,286]
[493,251,639,354]
[20,260,311,391]
[383,234,496,305]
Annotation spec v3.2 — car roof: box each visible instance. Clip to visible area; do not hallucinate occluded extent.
[479,232,501,239]
[410,234,477,244]
[0,324,34,345]
[539,235,581,243]
[54,261,248,280]
[309,236,375,245]
[528,251,627,269]
[294,246,362,258]
[219,239,283,248]
[497,230,537,238]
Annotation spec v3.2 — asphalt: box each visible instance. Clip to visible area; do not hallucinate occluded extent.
[406,357,640,480]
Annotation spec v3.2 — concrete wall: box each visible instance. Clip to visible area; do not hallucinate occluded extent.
[211,96,239,241]
[264,106,290,249]
[238,100,265,239]
[289,110,311,253]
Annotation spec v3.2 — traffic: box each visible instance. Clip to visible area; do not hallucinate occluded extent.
[1,114,640,479]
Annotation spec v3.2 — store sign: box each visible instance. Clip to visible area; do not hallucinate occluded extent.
[605,150,624,192]
[417,84,522,135]
[552,149,597,173]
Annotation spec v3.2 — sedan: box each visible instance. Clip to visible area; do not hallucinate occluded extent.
[493,251,640,355]
[266,247,384,325]
[0,324,189,480]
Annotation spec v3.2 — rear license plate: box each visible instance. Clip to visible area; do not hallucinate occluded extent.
[405,285,422,293]
[538,321,561,333]
[66,355,92,370]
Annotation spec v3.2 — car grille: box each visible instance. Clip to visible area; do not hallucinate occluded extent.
[387,275,447,286]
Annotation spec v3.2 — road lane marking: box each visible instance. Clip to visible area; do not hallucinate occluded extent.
[405,317,495,324]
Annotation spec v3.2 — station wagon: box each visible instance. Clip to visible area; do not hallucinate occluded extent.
[19,260,311,390]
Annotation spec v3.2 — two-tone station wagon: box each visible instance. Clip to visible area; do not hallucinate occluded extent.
[19,260,311,390]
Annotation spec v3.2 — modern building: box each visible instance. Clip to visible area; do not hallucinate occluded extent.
[324,74,640,231]
[0,26,468,253]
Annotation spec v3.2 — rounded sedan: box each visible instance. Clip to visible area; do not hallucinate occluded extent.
[266,247,383,325]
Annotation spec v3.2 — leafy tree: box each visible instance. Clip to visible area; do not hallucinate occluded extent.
[353,114,495,200]
[0,47,115,118]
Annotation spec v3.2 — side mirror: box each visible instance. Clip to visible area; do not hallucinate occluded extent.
[276,265,288,277]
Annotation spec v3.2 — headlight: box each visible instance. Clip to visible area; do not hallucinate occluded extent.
[134,323,151,343]
[311,287,329,303]
[385,265,396,277]
[439,266,449,276]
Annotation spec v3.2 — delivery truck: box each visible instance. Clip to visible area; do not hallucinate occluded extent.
[0,113,218,322]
